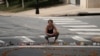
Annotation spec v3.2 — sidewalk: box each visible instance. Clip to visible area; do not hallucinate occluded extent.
[0,11,14,16]
[0,4,100,17]
[13,5,82,17]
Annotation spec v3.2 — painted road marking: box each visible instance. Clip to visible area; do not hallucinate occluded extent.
[77,32,100,35]
[55,22,88,24]
[41,18,76,20]
[63,25,97,28]
[72,36,90,42]
[69,29,100,31]
[39,17,75,20]
[39,35,45,38]
[43,19,75,21]
[53,20,82,23]
[20,36,35,42]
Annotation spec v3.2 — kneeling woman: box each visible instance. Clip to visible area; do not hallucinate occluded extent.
[45,19,59,43]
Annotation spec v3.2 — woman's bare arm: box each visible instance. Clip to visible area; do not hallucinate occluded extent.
[54,26,58,32]
[45,26,48,35]
[53,25,59,35]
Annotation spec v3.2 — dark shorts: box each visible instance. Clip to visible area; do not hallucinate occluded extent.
[45,32,59,38]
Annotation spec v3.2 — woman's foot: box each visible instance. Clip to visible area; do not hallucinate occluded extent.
[53,41,56,44]
[47,41,50,44]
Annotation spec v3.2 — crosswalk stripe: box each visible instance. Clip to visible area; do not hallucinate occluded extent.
[55,22,88,24]
[39,35,64,42]
[77,32,100,35]
[39,35,60,39]
[38,17,65,18]
[57,39,64,42]
[63,25,97,28]
[39,35,45,38]
[42,18,76,20]
[53,20,82,23]
[0,40,5,43]
[0,36,36,39]
[69,29,100,31]
[20,36,35,42]
[71,36,90,42]
[38,17,74,19]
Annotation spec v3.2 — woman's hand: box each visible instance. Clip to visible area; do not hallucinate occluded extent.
[53,30,59,35]
[48,33,54,36]
[46,33,54,37]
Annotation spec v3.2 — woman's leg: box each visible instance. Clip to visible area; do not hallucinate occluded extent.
[54,33,59,43]
[45,35,50,43]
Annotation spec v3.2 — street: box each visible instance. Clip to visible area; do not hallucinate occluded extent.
[0,16,100,56]
[0,16,100,45]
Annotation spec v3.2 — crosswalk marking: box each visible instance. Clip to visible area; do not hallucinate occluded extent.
[39,35,45,38]
[77,32,100,35]
[20,36,35,42]
[63,25,97,28]
[55,22,88,24]
[38,17,75,20]
[0,36,36,39]
[0,40,5,43]
[39,35,64,42]
[57,39,64,42]
[72,36,90,42]
[69,29,100,31]
[40,17,100,36]
[43,19,76,21]
[53,20,82,23]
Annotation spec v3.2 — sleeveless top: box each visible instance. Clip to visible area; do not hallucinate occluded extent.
[47,25,54,34]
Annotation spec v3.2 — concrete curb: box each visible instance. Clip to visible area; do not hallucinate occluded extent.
[63,12,100,16]
[0,12,100,17]
[78,12,100,16]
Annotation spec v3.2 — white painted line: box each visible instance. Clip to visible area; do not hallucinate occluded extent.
[53,20,82,23]
[72,36,90,41]
[69,29,100,31]
[0,40,5,43]
[77,32,100,35]
[43,19,76,21]
[0,36,37,39]
[39,17,74,19]
[39,35,45,38]
[57,39,64,42]
[20,36,35,42]
[55,22,88,24]
[63,25,97,27]
[38,17,69,18]
[39,35,56,39]
[39,35,64,42]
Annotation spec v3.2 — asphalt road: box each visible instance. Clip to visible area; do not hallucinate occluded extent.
[0,16,100,45]
[0,16,100,56]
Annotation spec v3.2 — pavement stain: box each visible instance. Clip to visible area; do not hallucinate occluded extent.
[2,48,22,56]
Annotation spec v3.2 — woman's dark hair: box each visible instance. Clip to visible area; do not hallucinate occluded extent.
[48,19,53,23]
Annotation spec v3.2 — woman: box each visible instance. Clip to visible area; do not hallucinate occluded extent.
[45,19,59,43]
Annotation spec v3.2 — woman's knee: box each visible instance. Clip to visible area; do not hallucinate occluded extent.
[56,32,59,36]
[45,36,48,39]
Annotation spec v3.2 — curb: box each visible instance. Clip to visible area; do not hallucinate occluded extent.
[78,12,100,16]
[58,12,100,16]
[0,12,100,17]
[0,14,12,17]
